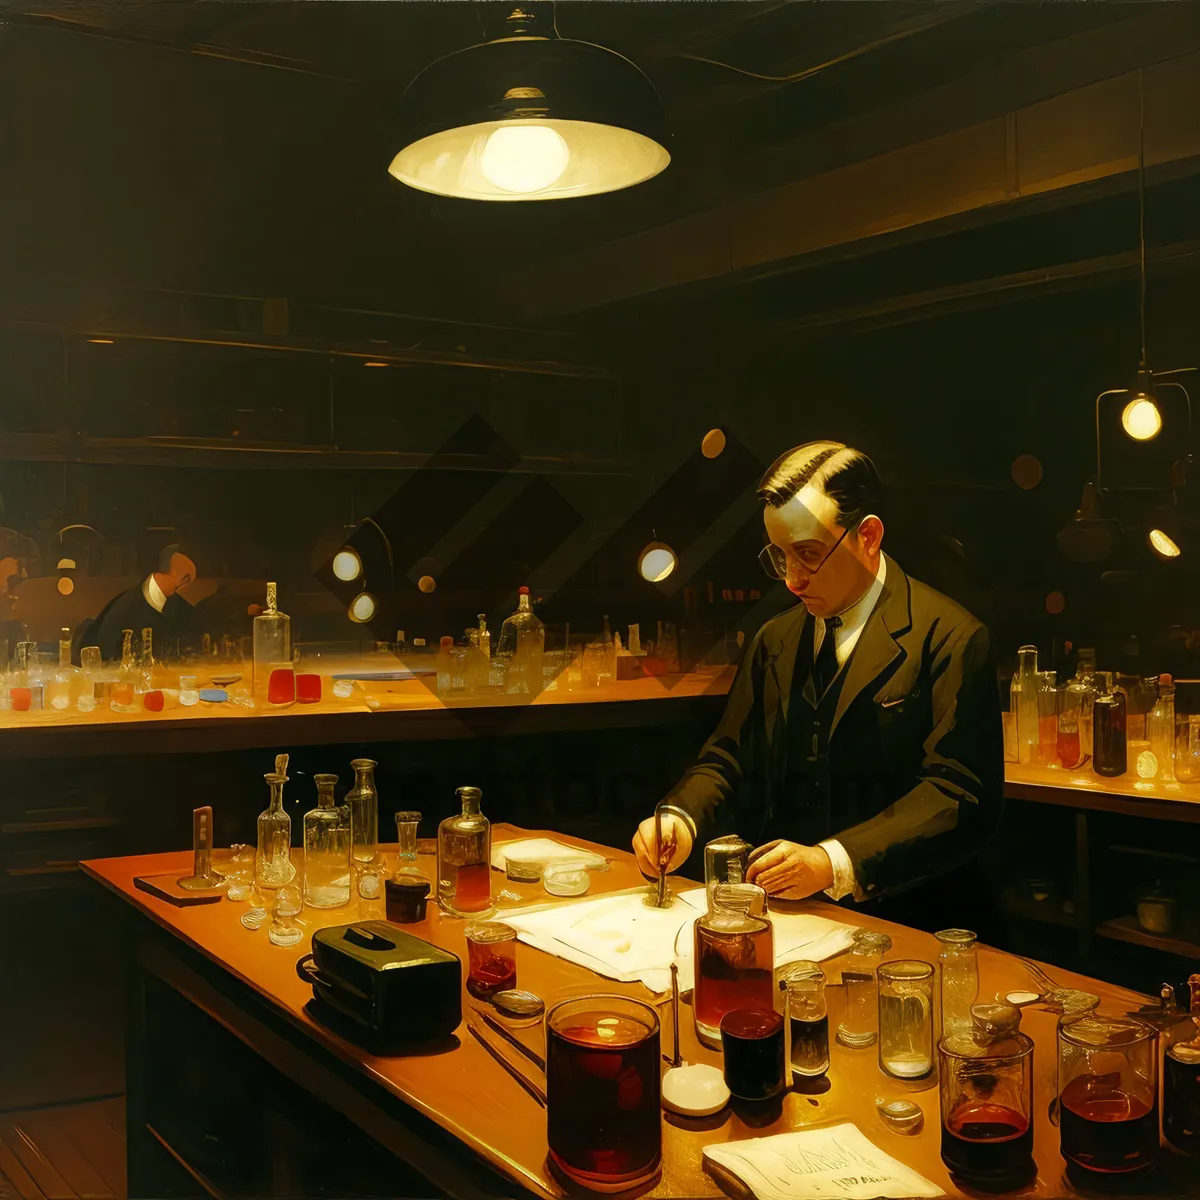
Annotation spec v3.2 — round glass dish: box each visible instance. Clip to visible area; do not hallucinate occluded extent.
[505,856,543,883]
[543,859,590,897]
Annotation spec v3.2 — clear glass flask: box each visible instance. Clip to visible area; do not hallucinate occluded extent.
[253,581,293,709]
[255,771,293,889]
[437,786,493,917]
[879,960,936,1081]
[1010,645,1040,765]
[692,882,774,1050]
[936,929,979,1040]
[1092,672,1127,778]
[497,587,544,695]
[837,929,892,1048]
[347,758,378,864]
[303,773,351,908]
[1147,674,1176,782]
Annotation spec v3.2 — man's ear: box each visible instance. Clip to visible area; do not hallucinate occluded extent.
[859,514,885,555]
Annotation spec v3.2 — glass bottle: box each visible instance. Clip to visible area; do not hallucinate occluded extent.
[1036,670,1057,766]
[939,1003,1035,1188]
[837,930,892,1048]
[692,882,774,1050]
[46,627,77,711]
[1164,974,1200,1156]
[498,587,544,695]
[112,630,138,713]
[303,773,351,908]
[1057,653,1098,769]
[1010,645,1040,765]
[436,636,453,695]
[255,771,293,889]
[936,928,979,1040]
[878,959,936,1080]
[1092,672,1127,778]
[437,786,493,917]
[136,627,154,694]
[1147,674,1176,782]
[600,614,616,683]
[347,758,379,865]
[703,834,752,907]
[253,582,292,709]
[783,961,829,1078]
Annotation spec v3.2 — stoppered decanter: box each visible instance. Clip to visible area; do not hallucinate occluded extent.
[255,756,293,889]
[303,773,350,908]
[437,786,493,917]
[347,758,379,864]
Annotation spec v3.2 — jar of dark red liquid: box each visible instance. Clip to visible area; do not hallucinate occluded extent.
[545,995,661,1191]
[939,1003,1035,1189]
[1058,1014,1159,1185]
[464,922,517,1000]
[1092,673,1128,779]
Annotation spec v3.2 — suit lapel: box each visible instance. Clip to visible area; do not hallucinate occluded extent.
[764,606,809,733]
[831,557,913,737]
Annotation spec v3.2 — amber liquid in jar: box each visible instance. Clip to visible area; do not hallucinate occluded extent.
[942,1103,1033,1185]
[1060,1076,1159,1176]
[694,924,773,1047]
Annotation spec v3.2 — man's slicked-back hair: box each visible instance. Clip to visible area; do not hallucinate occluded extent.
[756,441,884,527]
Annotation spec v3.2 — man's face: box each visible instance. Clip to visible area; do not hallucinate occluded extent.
[166,553,196,591]
[762,486,881,618]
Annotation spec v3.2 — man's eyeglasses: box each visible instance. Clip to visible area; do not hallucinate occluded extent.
[758,521,858,582]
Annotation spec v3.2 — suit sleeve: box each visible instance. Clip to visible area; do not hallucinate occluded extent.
[662,628,767,837]
[833,619,1003,901]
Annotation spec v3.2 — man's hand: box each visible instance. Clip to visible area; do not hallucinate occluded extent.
[632,812,693,878]
[745,840,834,899]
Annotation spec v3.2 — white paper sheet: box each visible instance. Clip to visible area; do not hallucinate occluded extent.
[490,837,608,872]
[496,888,855,993]
[704,1123,944,1200]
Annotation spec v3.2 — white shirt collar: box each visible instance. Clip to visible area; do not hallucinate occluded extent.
[143,573,167,613]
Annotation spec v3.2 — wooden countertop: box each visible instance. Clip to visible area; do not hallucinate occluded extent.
[83,826,1151,1200]
[1005,762,1200,823]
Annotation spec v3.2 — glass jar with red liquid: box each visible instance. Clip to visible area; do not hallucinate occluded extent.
[1058,1014,1159,1184]
[692,883,774,1050]
[464,922,517,1000]
[939,1003,1035,1189]
[546,995,661,1191]
[436,785,494,919]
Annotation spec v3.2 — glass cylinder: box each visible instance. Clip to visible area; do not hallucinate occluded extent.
[255,771,293,889]
[436,786,493,917]
[253,582,292,709]
[693,883,774,1049]
[784,961,829,1078]
[1036,670,1057,765]
[703,834,752,906]
[303,773,351,908]
[465,922,517,1000]
[936,929,979,1040]
[546,995,661,1190]
[1092,672,1128,778]
[394,810,421,868]
[1011,645,1040,765]
[347,758,379,865]
[838,930,892,1048]
[1176,715,1200,783]
[1147,674,1176,782]
[939,1007,1034,1187]
[1058,1015,1159,1181]
[879,960,935,1081]
[721,1008,786,1102]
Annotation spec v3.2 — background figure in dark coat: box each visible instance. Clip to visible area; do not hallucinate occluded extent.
[74,545,198,665]
[633,442,1004,936]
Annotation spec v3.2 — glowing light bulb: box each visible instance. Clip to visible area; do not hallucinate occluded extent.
[480,125,570,194]
[639,545,677,583]
[349,591,377,622]
[1122,396,1162,440]
[1149,528,1181,558]
[332,548,362,581]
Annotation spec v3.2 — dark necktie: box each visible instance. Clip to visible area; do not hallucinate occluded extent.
[813,616,843,698]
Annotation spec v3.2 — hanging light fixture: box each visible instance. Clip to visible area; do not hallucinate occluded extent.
[638,539,678,583]
[332,547,363,582]
[348,590,378,623]
[388,4,670,202]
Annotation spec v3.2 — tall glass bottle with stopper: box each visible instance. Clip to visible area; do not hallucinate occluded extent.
[498,587,543,695]
[303,773,351,908]
[936,928,979,1039]
[1147,674,1176,782]
[437,786,493,917]
[256,754,294,889]
[1010,645,1040,765]
[347,758,379,865]
[837,930,892,1048]
[253,582,292,709]
[939,1003,1035,1188]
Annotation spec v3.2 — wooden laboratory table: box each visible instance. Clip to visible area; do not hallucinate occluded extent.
[83,826,1163,1200]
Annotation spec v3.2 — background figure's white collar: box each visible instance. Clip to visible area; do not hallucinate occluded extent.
[143,573,167,613]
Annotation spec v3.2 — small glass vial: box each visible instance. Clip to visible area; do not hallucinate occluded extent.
[936,928,979,1040]
[303,773,351,909]
[878,960,936,1081]
[347,758,379,865]
[1092,672,1128,778]
[253,582,293,709]
[437,786,493,917]
[255,771,293,890]
[783,961,829,1078]
[837,929,892,1048]
[179,674,200,706]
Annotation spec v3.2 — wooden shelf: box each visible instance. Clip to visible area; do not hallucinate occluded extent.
[1002,894,1078,929]
[1095,915,1200,959]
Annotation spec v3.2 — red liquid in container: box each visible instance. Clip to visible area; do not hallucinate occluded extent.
[453,862,492,912]
[296,673,322,703]
[941,1102,1034,1184]
[1057,729,1083,769]
[268,669,295,705]
[1060,1076,1159,1176]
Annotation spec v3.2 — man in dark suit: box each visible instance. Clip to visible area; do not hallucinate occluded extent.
[633,441,1003,929]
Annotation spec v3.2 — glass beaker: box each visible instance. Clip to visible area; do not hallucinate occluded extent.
[783,961,829,1078]
[703,834,752,905]
[721,1008,786,1101]
[465,922,517,1000]
[1058,1014,1159,1181]
[838,930,892,1048]
[879,960,935,1081]
[546,995,661,1190]
[394,810,421,869]
[935,929,979,1040]
[939,1004,1035,1188]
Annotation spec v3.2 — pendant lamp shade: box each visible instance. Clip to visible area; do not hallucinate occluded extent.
[388,25,671,201]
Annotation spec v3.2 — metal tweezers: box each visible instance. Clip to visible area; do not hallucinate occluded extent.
[465,1020,547,1107]
[645,802,690,908]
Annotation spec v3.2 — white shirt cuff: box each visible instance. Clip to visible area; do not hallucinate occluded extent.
[818,839,859,902]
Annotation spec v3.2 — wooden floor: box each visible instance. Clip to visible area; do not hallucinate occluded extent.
[0,1099,126,1200]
